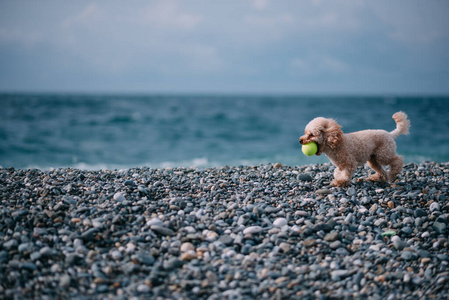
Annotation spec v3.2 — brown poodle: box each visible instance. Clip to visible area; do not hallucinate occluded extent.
[299,112,410,187]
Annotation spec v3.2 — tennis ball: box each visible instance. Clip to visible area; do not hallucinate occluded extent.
[302,142,318,156]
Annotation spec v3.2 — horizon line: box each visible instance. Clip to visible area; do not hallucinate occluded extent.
[1,90,448,98]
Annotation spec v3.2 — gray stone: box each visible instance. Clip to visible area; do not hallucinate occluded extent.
[391,236,406,250]
[3,239,18,250]
[401,251,416,261]
[346,188,356,197]
[81,228,99,241]
[297,173,313,181]
[60,274,71,287]
[218,234,234,246]
[433,221,447,234]
[331,270,350,281]
[329,241,342,249]
[324,231,339,242]
[151,225,174,236]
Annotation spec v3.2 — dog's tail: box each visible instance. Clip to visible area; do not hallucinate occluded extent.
[390,111,410,139]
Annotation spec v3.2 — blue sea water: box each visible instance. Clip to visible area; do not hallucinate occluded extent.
[0,94,448,170]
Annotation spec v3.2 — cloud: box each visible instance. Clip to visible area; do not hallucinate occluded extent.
[369,1,449,44]
[0,27,43,46]
[249,0,270,10]
[0,0,448,94]
[63,3,100,28]
[291,55,349,74]
[245,14,294,27]
[141,0,202,29]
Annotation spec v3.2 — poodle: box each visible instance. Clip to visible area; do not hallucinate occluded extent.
[299,111,410,187]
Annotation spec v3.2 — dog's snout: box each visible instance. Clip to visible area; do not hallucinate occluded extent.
[299,138,305,145]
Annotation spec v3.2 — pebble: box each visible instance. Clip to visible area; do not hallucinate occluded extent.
[324,231,339,242]
[391,236,406,250]
[136,284,151,293]
[297,173,313,181]
[150,225,174,236]
[113,192,126,202]
[430,202,440,212]
[180,242,195,252]
[433,220,447,234]
[346,188,356,197]
[4,239,18,250]
[243,226,263,235]
[218,234,234,246]
[279,242,291,253]
[132,253,155,265]
[273,217,288,228]
[180,250,198,261]
[0,162,448,299]
[401,251,415,261]
[331,270,350,281]
[59,274,71,287]
[146,218,164,227]
[111,250,122,260]
[329,241,342,249]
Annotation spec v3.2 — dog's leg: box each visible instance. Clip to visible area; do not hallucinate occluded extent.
[331,168,342,186]
[331,167,354,187]
[367,157,388,182]
[388,155,404,182]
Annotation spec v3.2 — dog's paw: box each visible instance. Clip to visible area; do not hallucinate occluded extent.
[367,173,387,182]
[331,179,350,187]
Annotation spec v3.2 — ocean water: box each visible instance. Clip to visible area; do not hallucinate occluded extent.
[0,94,448,170]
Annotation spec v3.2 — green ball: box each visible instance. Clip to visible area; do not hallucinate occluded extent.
[302,142,318,156]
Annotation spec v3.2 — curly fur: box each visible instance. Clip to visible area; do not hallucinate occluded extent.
[299,112,410,187]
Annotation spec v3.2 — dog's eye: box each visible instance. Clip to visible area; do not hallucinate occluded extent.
[309,133,314,137]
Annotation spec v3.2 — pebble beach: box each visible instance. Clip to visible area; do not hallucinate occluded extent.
[1,162,448,299]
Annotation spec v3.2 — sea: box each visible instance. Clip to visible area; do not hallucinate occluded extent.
[0,94,448,170]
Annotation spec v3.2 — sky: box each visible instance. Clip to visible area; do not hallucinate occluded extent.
[1,0,449,95]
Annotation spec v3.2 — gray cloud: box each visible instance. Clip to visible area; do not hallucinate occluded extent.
[1,0,448,94]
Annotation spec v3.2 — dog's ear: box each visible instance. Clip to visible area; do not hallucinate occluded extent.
[325,119,343,149]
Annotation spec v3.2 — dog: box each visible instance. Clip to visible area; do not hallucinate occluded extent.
[299,112,410,187]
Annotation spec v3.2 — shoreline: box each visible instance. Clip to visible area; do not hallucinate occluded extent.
[1,162,448,298]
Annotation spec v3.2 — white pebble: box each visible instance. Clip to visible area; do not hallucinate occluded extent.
[125,243,136,254]
[243,226,263,235]
[273,218,288,228]
[113,192,126,202]
[430,202,440,212]
[146,218,164,227]
[111,250,122,260]
[137,284,150,293]
[180,242,195,252]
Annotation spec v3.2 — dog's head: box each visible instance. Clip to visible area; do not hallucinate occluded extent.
[299,117,343,155]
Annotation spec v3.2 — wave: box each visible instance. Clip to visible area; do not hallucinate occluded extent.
[20,156,293,171]
[19,152,437,171]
